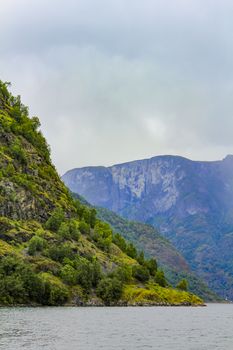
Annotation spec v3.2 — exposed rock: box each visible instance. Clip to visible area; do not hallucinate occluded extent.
[63,155,233,300]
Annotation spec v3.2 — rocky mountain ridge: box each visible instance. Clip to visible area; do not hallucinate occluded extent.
[63,154,233,299]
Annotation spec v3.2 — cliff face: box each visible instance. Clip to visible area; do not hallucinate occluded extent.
[63,155,233,300]
[63,155,233,221]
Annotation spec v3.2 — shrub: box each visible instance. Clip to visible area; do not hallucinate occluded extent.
[68,219,80,240]
[97,277,123,305]
[10,139,27,165]
[75,258,102,292]
[0,255,48,305]
[113,233,127,252]
[60,265,77,285]
[45,208,65,232]
[93,222,113,252]
[112,265,132,283]
[144,258,157,276]
[176,279,188,291]
[132,265,150,282]
[136,251,145,265]
[28,235,46,256]
[79,221,90,235]
[39,273,69,305]
[47,243,75,263]
[126,243,137,259]
[57,222,70,239]
[155,270,167,287]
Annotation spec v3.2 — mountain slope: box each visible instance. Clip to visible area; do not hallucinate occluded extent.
[74,194,219,301]
[0,81,203,306]
[63,155,233,300]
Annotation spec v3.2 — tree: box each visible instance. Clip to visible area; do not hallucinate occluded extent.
[45,208,65,232]
[155,270,167,287]
[113,265,132,283]
[96,277,123,305]
[58,220,80,241]
[60,265,77,285]
[132,265,150,282]
[113,233,127,252]
[144,258,157,276]
[176,279,188,291]
[79,221,90,235]
[68,219,80,240]
[47,243,74,263]
[28,235,46,256]
[126,243,137,259]
[137,251,145,265]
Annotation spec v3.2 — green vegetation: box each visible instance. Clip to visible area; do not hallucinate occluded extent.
[176,279,188,291]
[93,204,220,301]
[97,277,123,305]
[0,81,204,306]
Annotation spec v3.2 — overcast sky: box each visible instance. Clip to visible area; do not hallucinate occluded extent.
[1,0,233,174]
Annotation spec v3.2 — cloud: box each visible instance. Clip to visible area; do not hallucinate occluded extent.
[1,0,233,173]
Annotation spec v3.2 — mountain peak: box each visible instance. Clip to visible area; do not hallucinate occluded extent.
[223,154,233,161]
[63,154,233,300]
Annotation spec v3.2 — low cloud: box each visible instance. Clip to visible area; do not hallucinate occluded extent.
[1,0,233,173]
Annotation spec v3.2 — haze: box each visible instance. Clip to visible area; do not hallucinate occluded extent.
[1,0,233,173]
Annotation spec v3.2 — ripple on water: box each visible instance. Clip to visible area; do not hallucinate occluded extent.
[0,305,233,350]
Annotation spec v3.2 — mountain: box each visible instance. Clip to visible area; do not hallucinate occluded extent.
[0,81,203,306]
[63,155,233,300]
[73,193,220,301]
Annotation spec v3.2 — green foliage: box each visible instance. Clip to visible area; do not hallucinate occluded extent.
[97,277,123,305]
[60,264,77,285]
[123,283,203,306]
[28,235,46,256]
[93,221,113,252]
[126,242,137,259]
[0,255,47,305]
[113,233,127,251]
[78,221,90,235]
[82,208,97,228]
[111,265,132,283]
[0,82,50,162]
[47,243,75,263]
[45,208,65,232]
[176,279,188,291]
[10,139,27,165]
[132,265,150,282]
[58,220,80,241]
[137,251,145,265]
[39,273,69,306]
[155,269,167,287]
[75,257,102,292]
[59,257,102,292]
[144,258,157,276]
[68,219,80,240]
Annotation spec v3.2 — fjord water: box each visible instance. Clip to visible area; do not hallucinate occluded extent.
[0,304,232,350]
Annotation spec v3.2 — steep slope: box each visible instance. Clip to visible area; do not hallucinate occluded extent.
[74,194,219,301]
[63,155,233,300]
[0,81,203,306]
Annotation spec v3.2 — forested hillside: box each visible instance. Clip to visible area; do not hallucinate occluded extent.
[0,81,203,306]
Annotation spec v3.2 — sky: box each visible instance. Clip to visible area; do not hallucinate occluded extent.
[1,0,233,174]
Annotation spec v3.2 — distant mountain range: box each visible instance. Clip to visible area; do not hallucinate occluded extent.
[63,155,233,300]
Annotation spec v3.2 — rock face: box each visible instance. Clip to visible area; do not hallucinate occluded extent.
[63,155,233,300]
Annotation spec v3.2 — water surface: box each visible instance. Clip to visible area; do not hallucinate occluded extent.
[0,304,232,349]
